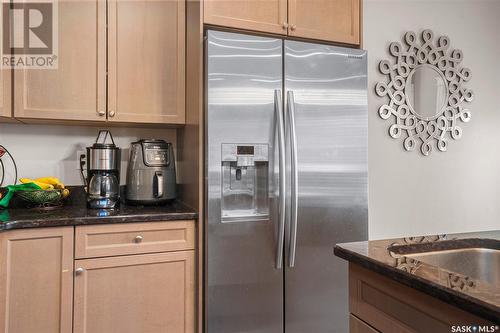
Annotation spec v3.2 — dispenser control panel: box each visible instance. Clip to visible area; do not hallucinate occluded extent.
[220,143,269,223]
[221,144,269,166]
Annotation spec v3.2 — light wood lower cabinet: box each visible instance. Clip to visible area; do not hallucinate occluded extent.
[0,227,74,333]
[0,221,196,333]
[74,251,195,333]
[349,264,493,333]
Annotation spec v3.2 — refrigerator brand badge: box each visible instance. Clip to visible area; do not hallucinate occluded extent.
[1,0,58,69]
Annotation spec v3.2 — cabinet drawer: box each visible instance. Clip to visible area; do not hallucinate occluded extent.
[350,314,379,333]
[349,264,492,332]
[75,221,195,258]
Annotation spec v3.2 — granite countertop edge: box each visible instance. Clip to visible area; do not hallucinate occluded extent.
[0,210,198,231]
[334,245,499,323]
[0,186,198,231]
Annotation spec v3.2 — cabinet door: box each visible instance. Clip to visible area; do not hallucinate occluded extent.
[0,227,74,333]
[74,251,195,333]
[204,0,288,35]
[13,0,106,121]
[108,0,185,124]
[288,0,360,45]
[0,2,11,120]
[0,70,12,119]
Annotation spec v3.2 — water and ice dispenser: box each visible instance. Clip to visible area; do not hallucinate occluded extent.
[221,144,269,222]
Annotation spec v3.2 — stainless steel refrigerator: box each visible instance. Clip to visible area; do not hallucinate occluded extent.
[205,29,368,333]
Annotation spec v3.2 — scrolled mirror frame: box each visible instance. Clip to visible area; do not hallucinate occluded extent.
[375,29,474,156]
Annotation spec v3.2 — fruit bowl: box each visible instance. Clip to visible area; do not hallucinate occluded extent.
[15,189,64,205]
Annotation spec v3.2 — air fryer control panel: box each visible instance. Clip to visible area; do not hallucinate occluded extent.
[143,142,170,167]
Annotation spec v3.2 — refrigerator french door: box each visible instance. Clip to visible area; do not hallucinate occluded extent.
[206,30,368,333]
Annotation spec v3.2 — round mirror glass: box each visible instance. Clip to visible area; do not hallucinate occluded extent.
[405,65,448,119]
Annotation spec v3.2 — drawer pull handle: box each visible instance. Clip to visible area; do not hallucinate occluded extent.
[134,235,144,243]
[75,268,85,276]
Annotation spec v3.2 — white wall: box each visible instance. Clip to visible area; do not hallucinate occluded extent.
[365,0,500,239]
[0,123,176,186]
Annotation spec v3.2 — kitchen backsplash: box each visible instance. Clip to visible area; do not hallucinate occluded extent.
[0,123,176,186]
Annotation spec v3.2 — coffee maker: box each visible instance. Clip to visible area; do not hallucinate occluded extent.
[81,130,121,209]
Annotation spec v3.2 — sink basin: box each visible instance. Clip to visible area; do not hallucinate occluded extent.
[404,248,500,285]
[388,239,500,285]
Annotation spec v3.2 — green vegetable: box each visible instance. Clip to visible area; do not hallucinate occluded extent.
[0,183,42,208]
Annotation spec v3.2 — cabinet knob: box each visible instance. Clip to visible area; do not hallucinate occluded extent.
[290,24,297,31]
[109,110,116,117]
[282,22,289,30]
[75,268,85,276]
[134,235,143,243]
[97,110,105,116]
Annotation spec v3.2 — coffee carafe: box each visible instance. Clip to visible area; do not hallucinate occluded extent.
[82,130,121,209]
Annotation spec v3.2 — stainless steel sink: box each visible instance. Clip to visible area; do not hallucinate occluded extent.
[405,248,500,285]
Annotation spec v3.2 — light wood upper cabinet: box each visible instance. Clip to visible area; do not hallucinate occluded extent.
[0,68,12,119]
[204,0,361,45]
[0,2,11,120]
[12,0,185,125]
[14,0,106,121]
[0,227,74,333]
[204,0,288,35]
[108,0,185,124]
[288,0,360,45]
[74,251,195,333]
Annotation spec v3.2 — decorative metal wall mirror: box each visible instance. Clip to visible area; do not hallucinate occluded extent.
[376,29,474,156]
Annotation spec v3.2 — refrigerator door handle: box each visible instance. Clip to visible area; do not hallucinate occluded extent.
[274,89,286,269]
[287,90,299,268]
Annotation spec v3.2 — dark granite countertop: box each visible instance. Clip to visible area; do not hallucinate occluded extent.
[0,187,197,231]
[334,231,500,324]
